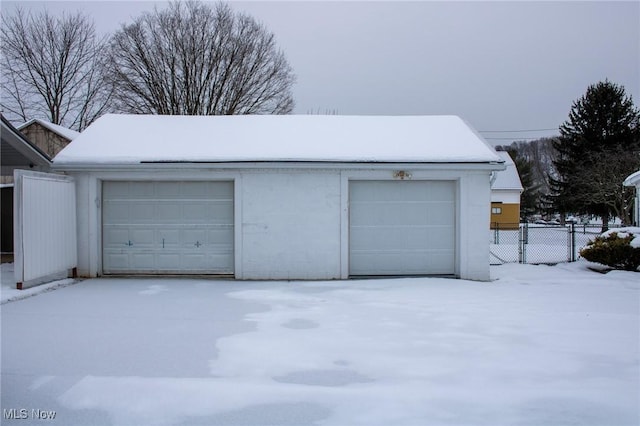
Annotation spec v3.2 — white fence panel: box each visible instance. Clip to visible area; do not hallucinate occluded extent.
[14,170,77,288]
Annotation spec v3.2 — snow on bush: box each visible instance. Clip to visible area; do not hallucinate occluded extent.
[580,227,640,271]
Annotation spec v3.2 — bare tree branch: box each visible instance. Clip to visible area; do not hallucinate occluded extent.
[1,8,113,130]
[107,1,295,115]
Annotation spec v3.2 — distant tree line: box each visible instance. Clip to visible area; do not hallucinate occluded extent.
[495,138,556,221]
[1,1,296,131]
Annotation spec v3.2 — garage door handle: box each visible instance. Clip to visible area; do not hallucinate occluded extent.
[125,240,133,246]
[194,241,202,248]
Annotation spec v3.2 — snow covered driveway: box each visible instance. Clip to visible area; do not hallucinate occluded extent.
[1,263,638,426]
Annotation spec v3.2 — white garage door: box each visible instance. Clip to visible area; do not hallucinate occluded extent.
[349,180,456,276]
[103,181,234,274]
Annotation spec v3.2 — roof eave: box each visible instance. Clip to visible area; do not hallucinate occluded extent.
[52,160,507,172]
[1,115,51,175]
[623,170,640,186]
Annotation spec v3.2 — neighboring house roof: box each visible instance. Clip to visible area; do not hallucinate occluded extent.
[18,118,80,142]
[491,151,523,192]
[623,170,640,187]
[1,114,51,176]
[53,114,503,166]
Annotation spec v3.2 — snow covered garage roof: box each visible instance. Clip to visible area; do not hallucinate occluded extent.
[491,151,523,191]
[53,114,502,166]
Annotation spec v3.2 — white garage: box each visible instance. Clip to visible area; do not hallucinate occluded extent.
[102,181,234,274]
[349,180,456,276]
[52,114,504,281]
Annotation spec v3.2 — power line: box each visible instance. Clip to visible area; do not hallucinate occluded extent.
[479,127,558,133]
[484,136,556,141]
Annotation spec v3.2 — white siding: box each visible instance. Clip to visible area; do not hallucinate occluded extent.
[491,189,521,204]
[13,170,77,286]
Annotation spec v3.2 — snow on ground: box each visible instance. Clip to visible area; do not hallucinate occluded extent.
[1,262,638,426]
[0,263,76,304]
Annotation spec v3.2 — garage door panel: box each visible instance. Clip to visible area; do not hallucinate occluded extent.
[351,202,449,226]
[183,203,209,223]
[428,252,455,272]
[128,182,155,198]
[103,181,234,274]
[182,228,209,245]
[179,254,205,269]
[427,228,456,249]
[203,182,234,199]
[349,180,455,276]
[350,251,429,275]
[103,201,130,222]
[178,201,233,223]
[350,180,455,201]
[157,253,181,269]
[206,227,234,243]
[105,253,128,270]
[427,182,456,202]
[103,228,129,247]
[428,203,455,225]
[102,181,130,199]
[351,226,446,251]
[205,254,234,272]
[158,229,180,245]
[128,202,156,223]
[130,228,155,246]
[130,253,155,269]
[157,182,183,197]
[207,202,234,223]
[156,203,183,222]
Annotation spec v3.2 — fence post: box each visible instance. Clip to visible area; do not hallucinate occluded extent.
[518,223,526,264]
[569,222,576,262]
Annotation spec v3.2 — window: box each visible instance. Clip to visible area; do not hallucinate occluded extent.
[492,207,502,214]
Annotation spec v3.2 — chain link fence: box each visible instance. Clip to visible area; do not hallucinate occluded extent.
[490,223,620,265]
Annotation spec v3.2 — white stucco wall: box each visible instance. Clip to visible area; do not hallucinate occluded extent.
[459,171,493,281]
[240,170,341,279]
[67,165,496,281]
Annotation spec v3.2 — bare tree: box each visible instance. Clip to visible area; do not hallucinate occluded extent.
[1,9,112,130]
[107,1,295,115]
[569,150,639,226]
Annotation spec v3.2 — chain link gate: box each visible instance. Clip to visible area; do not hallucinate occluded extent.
[491,222,612,265]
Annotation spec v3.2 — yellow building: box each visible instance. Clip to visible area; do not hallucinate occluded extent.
[490,151,523,230]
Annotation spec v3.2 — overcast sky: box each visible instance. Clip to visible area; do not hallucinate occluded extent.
[3,1,639,143]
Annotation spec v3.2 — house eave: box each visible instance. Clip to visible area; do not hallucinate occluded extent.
[1,115,52,175]
[623,170,640,187]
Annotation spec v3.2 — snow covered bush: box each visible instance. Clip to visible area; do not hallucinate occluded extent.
[579,227,640,271]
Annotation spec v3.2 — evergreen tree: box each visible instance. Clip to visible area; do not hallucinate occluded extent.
[506,149,540,221]
[548,80,640,230]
